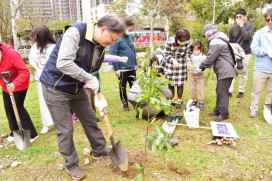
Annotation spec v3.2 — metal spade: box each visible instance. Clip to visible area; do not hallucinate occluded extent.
[1,71,30,150]
[97,93,128,171]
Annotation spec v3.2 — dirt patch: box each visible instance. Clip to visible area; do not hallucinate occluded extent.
[167,160,196,178]
[93,148,155,179]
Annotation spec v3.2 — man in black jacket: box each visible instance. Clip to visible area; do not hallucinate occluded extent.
[228,9,254,98]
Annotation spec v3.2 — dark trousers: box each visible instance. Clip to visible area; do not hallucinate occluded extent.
[2,90,38,139]
[214,78,233,117]
[42,84,106,168]
[118,70,136,104]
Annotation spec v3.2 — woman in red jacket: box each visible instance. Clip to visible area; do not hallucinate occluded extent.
[0,43,38,143]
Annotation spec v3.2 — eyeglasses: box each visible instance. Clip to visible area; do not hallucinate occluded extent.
[107,29,114,41]
[236,15,243,19]
[266,19,272,23]
[107,29,119,42]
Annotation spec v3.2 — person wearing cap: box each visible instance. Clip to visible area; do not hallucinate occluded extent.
[39,15,126,180]
[228,9,254,98]
[194,24,236,122]
[249,8,272,118]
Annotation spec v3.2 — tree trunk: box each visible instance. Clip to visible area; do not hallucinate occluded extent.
[10,0,19,50]
[150,13,155,54]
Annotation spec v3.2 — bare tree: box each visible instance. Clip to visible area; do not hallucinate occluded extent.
[141,0,182,53]
[10,0,25,50]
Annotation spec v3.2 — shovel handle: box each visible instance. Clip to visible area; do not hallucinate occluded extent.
[9,91,23,130]
[1,71,12,84]
[97,93,113,137]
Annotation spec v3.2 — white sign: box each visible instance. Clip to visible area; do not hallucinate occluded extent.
[164,25,169,32]
[210,122,239,138]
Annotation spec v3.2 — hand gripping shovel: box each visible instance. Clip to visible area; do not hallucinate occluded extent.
[1,71,30,150]
[97,93,128,171]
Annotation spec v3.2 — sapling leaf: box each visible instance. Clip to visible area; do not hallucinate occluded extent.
[152,141,157,152]
[158,142,164,150]
[135,163,142,171]
[155,125,165,136]
[162,137,171,141]
[139,108,143,119]
[147,135,155,141]
[165,142,174,153]
[137,173,143,181]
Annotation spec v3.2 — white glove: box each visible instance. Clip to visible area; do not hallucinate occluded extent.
[172,59,179,69]
[118,56,128,63]
[95,94,108,116]
[267,49,272,58]
[86,76,99,93]
[195,67,202,73]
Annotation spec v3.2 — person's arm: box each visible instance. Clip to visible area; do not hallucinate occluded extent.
[164,41,175,71]
[240,23,254,41]
[9,50,30,89]
[56,27,93,83]
[28,44,38,71]
[229,27,234,43]
[199,42,221,70]
[110,42,120,71]
[251,30,267,57]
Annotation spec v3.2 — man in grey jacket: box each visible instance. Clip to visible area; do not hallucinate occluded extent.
[229,9,254,98]
[195,24,237,122]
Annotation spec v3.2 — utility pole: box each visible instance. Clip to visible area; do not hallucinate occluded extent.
[212,0,216,24]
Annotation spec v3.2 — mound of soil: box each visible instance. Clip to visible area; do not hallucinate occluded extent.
[93,148,155,179]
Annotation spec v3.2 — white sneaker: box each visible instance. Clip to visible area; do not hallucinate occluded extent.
[40,125,52,134]
[30,135,39,143]
[7,136,14,142]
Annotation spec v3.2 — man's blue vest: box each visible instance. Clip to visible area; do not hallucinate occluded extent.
[40,23,105,94]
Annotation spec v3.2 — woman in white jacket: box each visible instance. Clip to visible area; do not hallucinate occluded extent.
[29,25,56,134]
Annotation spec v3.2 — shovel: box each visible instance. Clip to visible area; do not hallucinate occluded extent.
[97,93,128,171]
[1,71,30,150]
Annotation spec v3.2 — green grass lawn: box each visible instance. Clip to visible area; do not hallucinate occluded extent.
[0,55,272,180]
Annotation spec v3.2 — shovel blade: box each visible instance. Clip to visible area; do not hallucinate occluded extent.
[13,130,30,150]
[263,104,272,124]
[108,136,128,171]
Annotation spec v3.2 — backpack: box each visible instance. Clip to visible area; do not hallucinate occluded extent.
[217,37,247,75]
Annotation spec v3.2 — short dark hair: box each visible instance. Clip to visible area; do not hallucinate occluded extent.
[32,25,56,54]
[264,8,272,19]
[175,28,190,42]
[190,41,204,53]
[97,15,126,33]
[125,19,134,27]
[235,9,246,16]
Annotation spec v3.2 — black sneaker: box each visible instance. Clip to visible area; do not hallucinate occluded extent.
[199,103,204,110]
[66,165,86,180]
[191,100,198,106]
[237,92,244,98]
[208,111,219,117]
[215,114,228,122]
[122,103,129,112]
[92,147,109,160]
[229,93,232,97]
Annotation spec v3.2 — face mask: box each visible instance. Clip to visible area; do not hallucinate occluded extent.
[193,50,200,55]
[179,40,189,46]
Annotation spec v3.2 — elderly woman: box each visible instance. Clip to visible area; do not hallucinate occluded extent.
[0,42,38,142]
[250,8,272,118]
[195,24,237,122]
[164,28,191,108]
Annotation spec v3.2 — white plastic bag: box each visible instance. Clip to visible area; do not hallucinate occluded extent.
[183,99,200,129]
